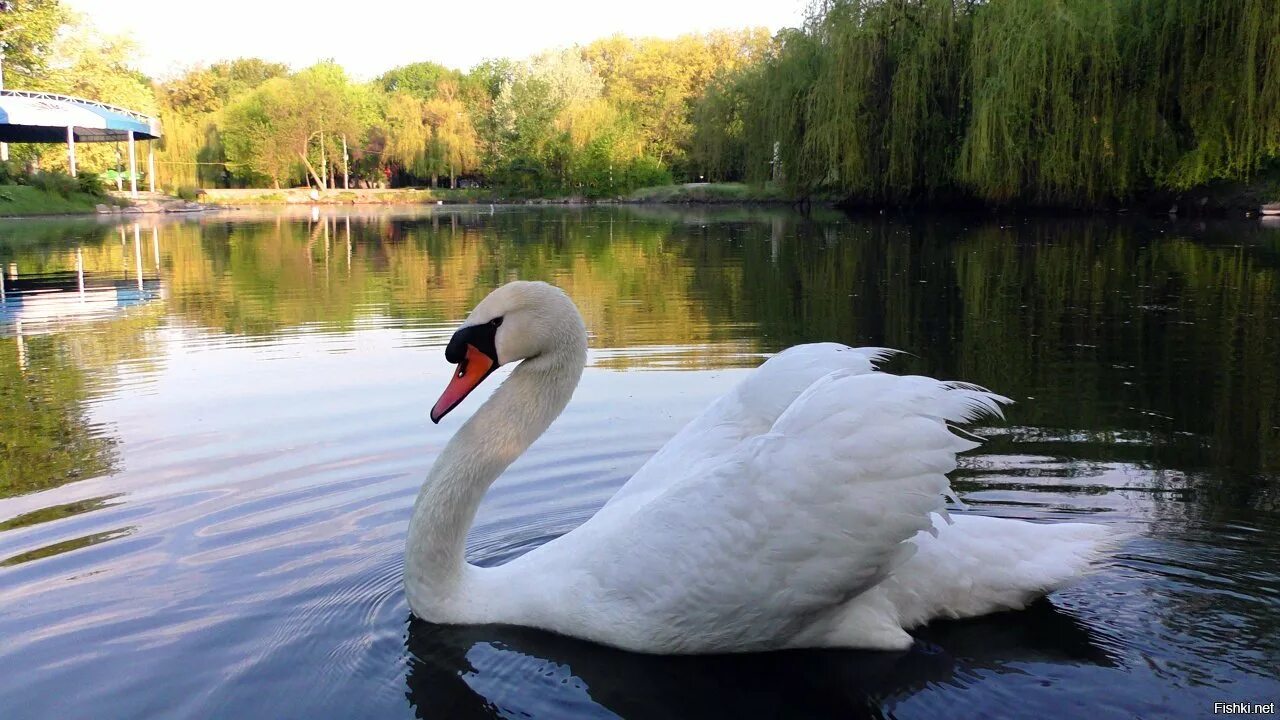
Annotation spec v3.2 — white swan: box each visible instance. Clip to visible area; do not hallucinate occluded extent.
[405,281,1114,653]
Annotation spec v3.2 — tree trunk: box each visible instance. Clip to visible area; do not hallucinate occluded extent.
[299,151,325,189]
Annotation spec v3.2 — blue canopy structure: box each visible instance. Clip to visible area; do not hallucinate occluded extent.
[0,89,162,195]
[0,89,161,142]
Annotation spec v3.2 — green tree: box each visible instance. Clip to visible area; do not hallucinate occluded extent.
[424,81,480,187]
[701,0,1280,206]
[220,78,300,187]
[378,61,460,100]
[383,91,431,178]
[220,62,377,188]
[0,0,69,88]
[208,58,289,103]
[11,21,157,177]
[157,58,289,189]
[583,30,771,175]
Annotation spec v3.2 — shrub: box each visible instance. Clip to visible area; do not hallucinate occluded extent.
[76,171,106,197]
[25,171,80,198]
[623,156,673,191]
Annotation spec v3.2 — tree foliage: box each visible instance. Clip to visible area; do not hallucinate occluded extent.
[0,0,68,88]
[219,62,377,188]
[378,61,460,100]
[694,0,1280,206]
[7,1,768,196]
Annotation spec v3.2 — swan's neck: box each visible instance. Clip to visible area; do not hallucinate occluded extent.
[405,346,584,617]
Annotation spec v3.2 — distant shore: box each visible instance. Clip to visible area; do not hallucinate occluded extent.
[193,181,1280,217]
[5,181,1278,219]
[194,183,804,208]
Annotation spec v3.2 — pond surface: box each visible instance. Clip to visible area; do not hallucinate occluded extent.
[1,206,1278,719]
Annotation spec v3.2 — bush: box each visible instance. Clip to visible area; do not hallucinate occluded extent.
[623,156,673,191]
[25,171,80,198]
[76,171,106,197]
[0,160,20,185]
[175,185,203,202]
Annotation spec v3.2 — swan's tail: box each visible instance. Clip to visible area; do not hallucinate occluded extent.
[889,515,1121,630]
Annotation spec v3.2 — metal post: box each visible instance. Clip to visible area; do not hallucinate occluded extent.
[66,126,77,176]
[127,130,138,198]
[148,141,156,193]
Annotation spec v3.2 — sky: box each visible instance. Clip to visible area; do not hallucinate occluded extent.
[63,0,808,79]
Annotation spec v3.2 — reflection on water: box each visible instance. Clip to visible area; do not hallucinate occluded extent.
[0,207,1277,718]
[403,600,1114,719]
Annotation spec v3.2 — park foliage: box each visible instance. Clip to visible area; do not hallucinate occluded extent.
[693,0,1280,206]
[3,0,1278,205]
[4,1,768,197]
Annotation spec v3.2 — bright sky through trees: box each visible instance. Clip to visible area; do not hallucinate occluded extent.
[62,0,806,78]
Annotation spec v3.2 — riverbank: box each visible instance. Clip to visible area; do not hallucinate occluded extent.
[0,186,120,217]
[198,187,497,206]
[198,182,804,207]
[7,180,1278,218]
[201,180,1280,216]
[624,182,798,204]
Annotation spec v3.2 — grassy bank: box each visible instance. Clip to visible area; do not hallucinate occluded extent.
[625,183,798,204]
[199,187,505,206]
[0,186,112,217]
[199,183,803,206]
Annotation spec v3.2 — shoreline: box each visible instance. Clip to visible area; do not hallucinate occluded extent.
[4,181,1278,220]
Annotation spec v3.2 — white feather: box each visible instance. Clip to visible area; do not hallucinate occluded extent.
[405,283,1118,654]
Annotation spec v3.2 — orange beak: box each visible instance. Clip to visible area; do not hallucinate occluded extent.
[431,344,498,423]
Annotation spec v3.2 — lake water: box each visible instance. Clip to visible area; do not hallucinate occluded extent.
[0,206,1277,719]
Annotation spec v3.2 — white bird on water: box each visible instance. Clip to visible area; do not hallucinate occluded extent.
[405,280,1115,653]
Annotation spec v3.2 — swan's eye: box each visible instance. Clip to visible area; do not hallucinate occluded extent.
[490,317,503,328]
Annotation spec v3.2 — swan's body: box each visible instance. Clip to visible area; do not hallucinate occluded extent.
[406,281,1113,653]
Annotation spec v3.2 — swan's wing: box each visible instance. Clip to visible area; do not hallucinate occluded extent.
[601,344,897,514]
[573,370,1009,652]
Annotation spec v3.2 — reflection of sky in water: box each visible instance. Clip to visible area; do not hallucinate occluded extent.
[0,207,1277,718]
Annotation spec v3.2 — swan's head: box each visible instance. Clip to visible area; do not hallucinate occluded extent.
[430,280,586,423]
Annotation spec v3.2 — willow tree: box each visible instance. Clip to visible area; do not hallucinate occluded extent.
[384,91,431,179]
[156,59,288,189]
[702,0,1280,206]
[423,81,480,188]
[691,74,749,181]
